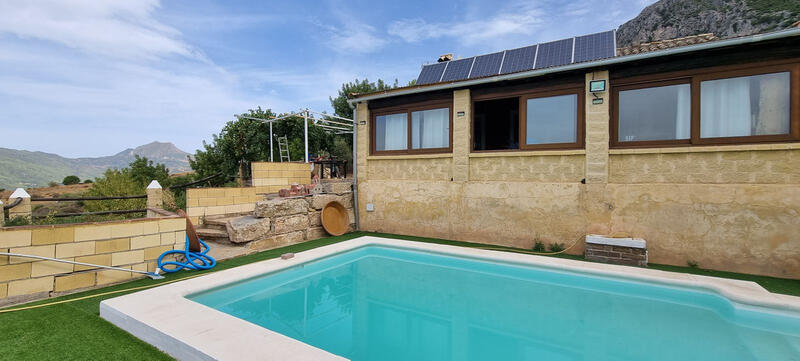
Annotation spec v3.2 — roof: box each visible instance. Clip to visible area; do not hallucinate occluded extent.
[349,27,800,103]
[616,33,717,56]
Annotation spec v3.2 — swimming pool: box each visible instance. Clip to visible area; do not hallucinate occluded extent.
[101,237,800,361]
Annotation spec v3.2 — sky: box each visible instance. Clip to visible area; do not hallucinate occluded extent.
[0,0,656,158]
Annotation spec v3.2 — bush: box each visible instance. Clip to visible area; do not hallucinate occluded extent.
[48,181,59,187]
[4,216,31,227]
[547,242,565,252]
[62,175,81,185]
[532,240,546,252]
[83,179,93,184]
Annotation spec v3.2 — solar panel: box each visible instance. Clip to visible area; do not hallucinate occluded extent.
[500,45,537,74]
[573,30,615,63]
[440,57,475,82]
[535,38,574,69]
[416,62,447,85]
[468,51,504,78]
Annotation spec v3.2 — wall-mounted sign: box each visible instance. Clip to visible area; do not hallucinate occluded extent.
[592,98,604,105]
[589,80,606,93]
[457,111,465,117]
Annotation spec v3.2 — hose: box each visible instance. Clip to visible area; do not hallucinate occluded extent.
[157,235,216,273]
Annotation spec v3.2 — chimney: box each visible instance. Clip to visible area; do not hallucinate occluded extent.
[437,53,453,63]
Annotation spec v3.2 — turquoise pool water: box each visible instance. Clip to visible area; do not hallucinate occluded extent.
[189,246,800,361]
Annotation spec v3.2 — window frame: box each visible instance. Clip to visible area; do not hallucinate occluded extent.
[370,99,453,156]
[470,83,585,153]
[612,60,800,149]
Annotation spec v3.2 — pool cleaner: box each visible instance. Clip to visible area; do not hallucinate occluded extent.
[156,210,217,273]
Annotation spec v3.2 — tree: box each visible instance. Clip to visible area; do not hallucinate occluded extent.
[126,155,169,188]
[62,175,80,185]
[329,78,398,120]
[84,156,178,213]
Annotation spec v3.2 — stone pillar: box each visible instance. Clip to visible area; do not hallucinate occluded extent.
[146,180,163,218]
[355,102,369,182]
[452,89,471,182]
[7,188,32,221]
[584,70,610,184]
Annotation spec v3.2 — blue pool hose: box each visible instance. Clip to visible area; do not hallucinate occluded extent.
[157,235,217,273]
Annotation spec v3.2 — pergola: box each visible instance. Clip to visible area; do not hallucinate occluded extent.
[236,109,355,163]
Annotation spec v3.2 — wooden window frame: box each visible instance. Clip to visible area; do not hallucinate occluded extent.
[471,82,585,153]
[612,60,800,149]
[370,99,453,156]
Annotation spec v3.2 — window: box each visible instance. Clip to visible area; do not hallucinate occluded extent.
[522,92,581,149]
[613,62,799,147]
[371,102,451,155]
[473,97,519,151]
[617,82,691,143]
[375,113,407,151]
[700,72,790,139]
[412,108,449,149]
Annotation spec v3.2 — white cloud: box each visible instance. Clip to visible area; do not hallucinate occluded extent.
[387,2,544,46]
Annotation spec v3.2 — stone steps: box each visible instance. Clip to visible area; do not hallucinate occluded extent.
[195,227,230,243]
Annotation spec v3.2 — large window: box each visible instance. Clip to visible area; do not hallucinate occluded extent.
[613,62,799,147]
[371,102,451,155]
[473,87,583,151]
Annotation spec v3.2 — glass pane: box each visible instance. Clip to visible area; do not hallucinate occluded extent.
[526,94,577,144]
[618,84,691,142]
[375,113,407,151]
[700,72,790,138]
[411,108,449,149]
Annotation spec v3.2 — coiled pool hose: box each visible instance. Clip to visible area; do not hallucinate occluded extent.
[157,235,216,273]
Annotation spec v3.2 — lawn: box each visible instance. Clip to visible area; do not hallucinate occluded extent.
[1,231,798,360]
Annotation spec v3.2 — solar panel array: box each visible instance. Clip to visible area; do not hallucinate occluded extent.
[416,29,616,85]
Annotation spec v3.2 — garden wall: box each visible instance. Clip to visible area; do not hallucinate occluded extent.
[0,217,186,305]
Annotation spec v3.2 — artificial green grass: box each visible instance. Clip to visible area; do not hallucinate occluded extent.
[1,231,798,360]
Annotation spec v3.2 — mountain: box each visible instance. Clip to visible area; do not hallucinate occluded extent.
[0,142,191,189]
[617,0,799,47]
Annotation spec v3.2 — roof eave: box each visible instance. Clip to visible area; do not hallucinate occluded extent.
[348,28,800,104]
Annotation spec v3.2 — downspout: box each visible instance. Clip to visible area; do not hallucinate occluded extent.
[350,102,360,231]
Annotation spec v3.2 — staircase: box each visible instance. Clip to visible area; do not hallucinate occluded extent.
[194,216,249,260]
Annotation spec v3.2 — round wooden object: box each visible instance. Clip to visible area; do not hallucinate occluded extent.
[321,201,349,236]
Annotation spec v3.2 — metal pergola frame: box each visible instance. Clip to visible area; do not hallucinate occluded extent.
[236,108,354,163]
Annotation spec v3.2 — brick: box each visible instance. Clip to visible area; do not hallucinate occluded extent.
[96,238,130,253]
[111,223,144,238]
[55,242,95,258]
[144,245,173,261]
[111,250,144,266]
[31,226,75,245]
[160,232,176,245]
[0,283,6,298]
[0,263,32,282]
[130,234,160,249]
[74,254,112,271]
[0,248,7,265]
[31,260,74,277]
[9,245,54,264]
[8,276,53,297]
[142,221,160,235]
[96,267,132,285]
[0,230,32,248]
[74,224,113,242]
[54,272,96,292]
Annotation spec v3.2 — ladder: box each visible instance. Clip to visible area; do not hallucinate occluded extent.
[277,136,290,162]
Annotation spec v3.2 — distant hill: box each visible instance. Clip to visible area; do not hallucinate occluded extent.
[617,0,799,47]
[0,142,191,189]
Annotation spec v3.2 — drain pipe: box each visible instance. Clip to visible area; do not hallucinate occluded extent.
[350,102,360,231]
[0,252,164,279]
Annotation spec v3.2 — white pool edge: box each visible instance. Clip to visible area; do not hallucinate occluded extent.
[100,236,800,361]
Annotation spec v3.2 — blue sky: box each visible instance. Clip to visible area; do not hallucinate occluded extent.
[0,0,655,157]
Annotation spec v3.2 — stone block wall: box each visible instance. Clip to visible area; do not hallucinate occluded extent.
[352,68,800,279]
[252,162,311,194]
[0,217,186,305]
[186,187,260,224]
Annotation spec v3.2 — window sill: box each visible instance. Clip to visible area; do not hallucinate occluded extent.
[609,142,800,155]
[367,153,453,160]
[469,149,585,158]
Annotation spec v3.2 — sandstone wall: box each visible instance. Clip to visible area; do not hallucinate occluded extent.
[0,217,186,305]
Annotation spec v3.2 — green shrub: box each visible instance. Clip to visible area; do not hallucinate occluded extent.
[532,240,546,252]
[62,175,81,185]
[687,260,699,268]
[48,181,59,187]
[4,216,31,227]
[83,179,93,184]
[547,242,565,252]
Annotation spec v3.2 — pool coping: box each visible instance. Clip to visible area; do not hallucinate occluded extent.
[100,236,800,361]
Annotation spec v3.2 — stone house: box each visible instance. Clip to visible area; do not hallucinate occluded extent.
[347,29,800,278]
